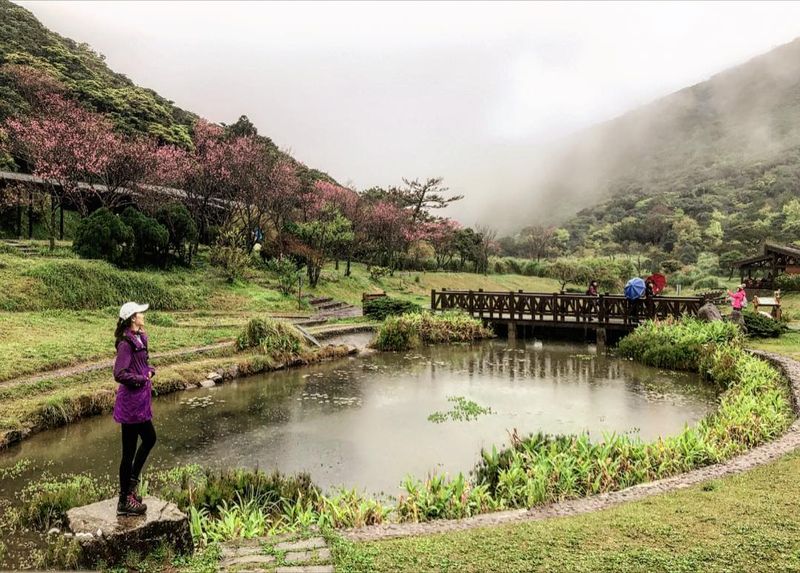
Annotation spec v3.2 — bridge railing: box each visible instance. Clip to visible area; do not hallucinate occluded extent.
[431,289,706,325]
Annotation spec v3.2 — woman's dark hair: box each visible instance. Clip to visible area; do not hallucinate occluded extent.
[115,317,133,348]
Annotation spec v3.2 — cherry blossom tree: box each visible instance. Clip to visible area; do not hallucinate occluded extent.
[4,94,113,247]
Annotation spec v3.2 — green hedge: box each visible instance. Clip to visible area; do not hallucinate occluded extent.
[363,296,421,321]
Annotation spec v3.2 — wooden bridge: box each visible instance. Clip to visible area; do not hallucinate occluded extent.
[431,289,709,345]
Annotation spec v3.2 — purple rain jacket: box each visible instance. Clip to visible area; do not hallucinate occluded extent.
[113,329,155,424]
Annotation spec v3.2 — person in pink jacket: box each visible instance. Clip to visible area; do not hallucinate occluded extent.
[727,285,747,312]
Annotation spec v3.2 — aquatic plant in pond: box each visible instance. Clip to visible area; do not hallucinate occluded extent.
[372,311,493,351]
[428,396,494,423]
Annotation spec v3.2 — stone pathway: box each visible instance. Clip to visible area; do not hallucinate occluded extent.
[218,532,335,573]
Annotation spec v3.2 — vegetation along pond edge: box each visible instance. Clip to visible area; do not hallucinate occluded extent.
[343,349,800,542]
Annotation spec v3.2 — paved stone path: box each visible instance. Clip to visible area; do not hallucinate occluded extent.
[217,532,335,573]
[344,350,800,543]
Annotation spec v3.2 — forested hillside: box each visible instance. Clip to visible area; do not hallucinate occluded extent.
[500,38,800,265]
[0,0,333,183]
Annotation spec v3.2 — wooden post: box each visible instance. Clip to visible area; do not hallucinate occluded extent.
[596,327,607,352]
[509,291,515,320]
[552,293,558,322]
[431,289,436,311]
[508,321,517,342]
[468,290,474,315]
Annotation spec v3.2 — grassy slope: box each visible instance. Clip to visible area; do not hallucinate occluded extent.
[0,249,565,380]
[334,450,800,573]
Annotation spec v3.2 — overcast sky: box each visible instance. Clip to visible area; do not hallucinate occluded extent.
[18,1,800,227]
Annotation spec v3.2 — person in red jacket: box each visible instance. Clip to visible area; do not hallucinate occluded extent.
[113,302,156,516]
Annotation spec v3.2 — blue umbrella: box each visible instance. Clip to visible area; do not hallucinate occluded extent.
[624,277,646,300]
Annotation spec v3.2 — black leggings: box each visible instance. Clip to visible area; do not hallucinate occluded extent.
[119,421,156,494]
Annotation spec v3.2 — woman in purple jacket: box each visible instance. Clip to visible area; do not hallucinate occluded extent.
[113,302,156,516]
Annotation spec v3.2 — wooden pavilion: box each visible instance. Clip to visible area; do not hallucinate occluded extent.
[734,242,800,289]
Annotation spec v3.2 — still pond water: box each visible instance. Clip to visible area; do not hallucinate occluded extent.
[1,334,718,496]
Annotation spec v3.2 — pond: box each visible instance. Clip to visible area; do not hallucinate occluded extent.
[0,335,718,498]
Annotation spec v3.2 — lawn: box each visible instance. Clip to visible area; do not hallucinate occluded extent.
[333,450,800,573]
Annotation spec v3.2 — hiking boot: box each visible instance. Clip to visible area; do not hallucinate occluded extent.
[117,493,147,516]
[128,478,143,503]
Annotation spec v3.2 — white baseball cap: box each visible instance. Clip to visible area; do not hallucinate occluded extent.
[119,302,149,320]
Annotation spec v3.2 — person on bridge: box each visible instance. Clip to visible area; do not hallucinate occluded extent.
[113,302,156,516]
[586,281,599,296]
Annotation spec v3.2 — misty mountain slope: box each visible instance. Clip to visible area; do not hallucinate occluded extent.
[533,37,800,251]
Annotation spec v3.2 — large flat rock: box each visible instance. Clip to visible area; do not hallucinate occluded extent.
[66,496,192,566]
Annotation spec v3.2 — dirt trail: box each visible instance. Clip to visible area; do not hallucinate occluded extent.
[0,341,234,390]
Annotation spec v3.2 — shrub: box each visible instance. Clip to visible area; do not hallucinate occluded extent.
[210,242,249,284]
[692,275,723,289]
[155,203,198,264]
[236,318,305,358]
[775,274,800,291]
[264,257,302,295]
[742,311,788,338]
[373,311,494,351]
[120,207,169,266]
[363,296,421,321]
[368,266,390,281]
[73,207,133,265]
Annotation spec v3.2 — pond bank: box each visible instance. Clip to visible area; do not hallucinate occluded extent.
[342,349,800,541]
[0,343,356,450]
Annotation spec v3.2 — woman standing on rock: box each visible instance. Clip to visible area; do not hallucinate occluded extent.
[113,302,156,516]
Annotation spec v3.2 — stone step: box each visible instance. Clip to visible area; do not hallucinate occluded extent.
[314,300,346,310]
[309,296,334,306]
[292,318,329,327]
[66,496,192,568]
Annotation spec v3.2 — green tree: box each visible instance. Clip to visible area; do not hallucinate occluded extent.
[293,211,354,287]
[73,207,133,265]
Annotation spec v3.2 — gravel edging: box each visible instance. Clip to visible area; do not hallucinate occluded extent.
[344,349,800,543]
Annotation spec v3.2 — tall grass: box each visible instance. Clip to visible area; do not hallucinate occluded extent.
[373,311,494,351]
[235,318,306,359]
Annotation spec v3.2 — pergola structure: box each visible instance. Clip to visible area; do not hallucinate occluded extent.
[735,242,800,289]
